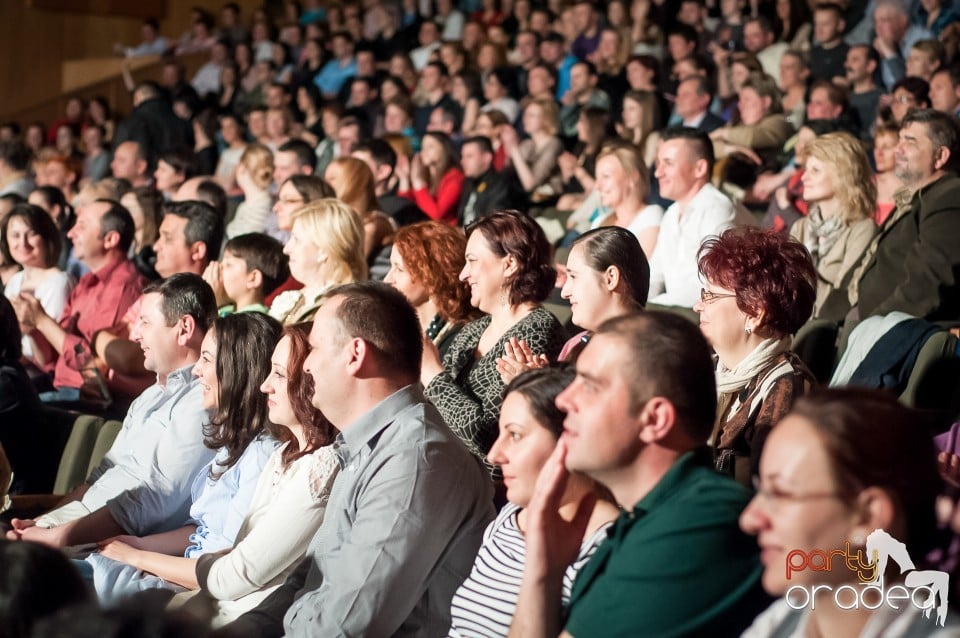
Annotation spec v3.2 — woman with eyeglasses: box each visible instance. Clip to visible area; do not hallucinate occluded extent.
[693,227,817,487]
[739,388,959,636]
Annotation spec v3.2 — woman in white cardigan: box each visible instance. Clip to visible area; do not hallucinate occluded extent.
[789,132,877,318]
[98,323,339,626]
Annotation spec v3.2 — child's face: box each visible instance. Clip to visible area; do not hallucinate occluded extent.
[221,251,254,304]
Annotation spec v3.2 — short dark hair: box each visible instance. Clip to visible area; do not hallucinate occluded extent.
[570,227,650,307]
[595,311,717,441]
[660,126,715,174]
[504,367,575,438]
[326,281,423,381]
[353,139,397,174]
[680,74,713,99]
[286,174,336,201]
[466,210,556,306]
[0,141,30,171]
[157,147,195,179]
[162,200,224,261]
[667,23,699,44]
[142,272,218,332]
[814,2,845,18]
[0,204,61,269]
[195,180,228,221]
[223,233,290,296]
[425,60,449,77]
[572,59,598,78]
[462,135,494,155]
[278,139,317,173]
[96,198,136,253]
[901,108,960,173]
[745,15,775,34]
[892,76,931,108]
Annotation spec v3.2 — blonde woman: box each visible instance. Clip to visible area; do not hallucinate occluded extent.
[226,143,274,239]
[790,132,877,317]
[590,145,663,258]
[616,90,661,168]
[501,99,563,197]
[324,157,395,261]
[270,199,367,325]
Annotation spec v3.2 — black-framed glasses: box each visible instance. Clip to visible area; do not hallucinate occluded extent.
[700,288,737,304]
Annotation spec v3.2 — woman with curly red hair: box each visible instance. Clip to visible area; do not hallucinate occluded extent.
[384,222,479,358]
[694,227,817,486]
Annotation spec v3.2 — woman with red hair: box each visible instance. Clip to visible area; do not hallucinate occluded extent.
[694,227,817,486]
[384,221,479,357]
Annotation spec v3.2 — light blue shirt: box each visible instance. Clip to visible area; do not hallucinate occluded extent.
[185,434,279,558]
[82,364,216,535]
[314,58,357,97]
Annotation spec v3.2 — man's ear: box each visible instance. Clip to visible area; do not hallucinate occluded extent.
[637,396,679,444]
[101,229,121,252]
[178,313,198,345]
[247,268,264,291]
[934,145,952,172]
[191,241,209,265]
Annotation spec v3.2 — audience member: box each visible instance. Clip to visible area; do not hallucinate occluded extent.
[778,50,810,127]
[323,157,394,262]
[844,45,883,140]
[889,76,931,125]
[457,136,520,225]
[873,124,901,223]
[114,83,192,164]
[223,282,494,636]
[673,77,725,135]
[0,141,34,198]
[351,139,425,227]
[510,311,770,636]
[154,148,193,202]
[7,274,217,547]
[226,144,274,239]
[809,4,849,82]
[397,131,464,225]
[110,140,151,188]
[421,211,566,462]
[744,17,789,79]
[695,227,817,485]
[930,65,960,116]
[617,89,663,167]
[871,0,934,89]
[590,144,663,257]
[502,99,563,197]
[204,233,288,316]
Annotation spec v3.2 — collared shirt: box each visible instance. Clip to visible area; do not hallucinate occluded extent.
[314,57,357,97]
[648,183,753,308]
[565,449,770,637]
[53,253,144,389]
[278,385,494,636]
[85,364,214,534]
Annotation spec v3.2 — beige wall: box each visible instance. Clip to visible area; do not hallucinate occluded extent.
[0,0,263,123]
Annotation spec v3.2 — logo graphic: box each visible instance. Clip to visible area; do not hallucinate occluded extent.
[784,529,949,626]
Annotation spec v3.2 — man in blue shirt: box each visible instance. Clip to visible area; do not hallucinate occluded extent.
[314,31,358,100]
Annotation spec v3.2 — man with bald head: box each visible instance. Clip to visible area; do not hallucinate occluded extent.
[110,141,151,188]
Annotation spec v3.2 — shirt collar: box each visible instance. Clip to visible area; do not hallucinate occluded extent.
[336,384,425,466]
[85,252,129,284]
[630,447,714,517]
[161,362,197,390]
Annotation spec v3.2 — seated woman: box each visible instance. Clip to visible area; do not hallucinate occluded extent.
[421,211,567,463]
[741,388,958,635]
[396,131,465,226]
[27,186,74,270]
[497,226,650,381]
[616,89,661,169]
[384,222,479,359]
[270,199,366,325]
[96,323,339,627]
[1,204,73,373]
[448,368,619,637]
[324,157,395,263]
[225,143,274,239]
[556,107,608,212]
[480,67,520,123]
[694,227,817,486]
[589,144,663,258]
[711,73,794,188]
[873,125,900,226]
[790,132,877,317]
[86,313,282,602]
[501,99,563,201]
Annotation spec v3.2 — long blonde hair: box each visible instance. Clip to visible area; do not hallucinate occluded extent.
[597,142,650,203]
[290,198,368,283]
[805,132,876,224]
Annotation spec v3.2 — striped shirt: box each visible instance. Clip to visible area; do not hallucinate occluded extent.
[448,502,611,637]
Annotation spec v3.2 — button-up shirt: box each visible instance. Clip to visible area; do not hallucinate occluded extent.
[39,364,214,534]
[229,385,495,637]
[52,253,144,389]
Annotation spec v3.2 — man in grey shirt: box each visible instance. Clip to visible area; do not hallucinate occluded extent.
[221,282,495,637]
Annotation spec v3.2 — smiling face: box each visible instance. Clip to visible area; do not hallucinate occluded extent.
[192,328,220,409]
[5,216,46,269]
[739,414,857,595]
[594,154,632,209]
[799,155,836,204]
[487,392,559,506]
[561,243,611,332]
[384,245,429,307]
[261,336,298,427]
[895,121,939,187]
[273,181,305,231]
[459,231,509,313]
[654,138,703,202]
[153,214,195,278]
[737,87,768,126]
[692,279,750,362]
[284,218,322,284]
[132,292,179,375]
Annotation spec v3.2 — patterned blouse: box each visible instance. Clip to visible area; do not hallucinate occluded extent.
[424,307,567,462]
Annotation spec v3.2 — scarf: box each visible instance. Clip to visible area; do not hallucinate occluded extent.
[715,336,792,396]
[803,204,846,266]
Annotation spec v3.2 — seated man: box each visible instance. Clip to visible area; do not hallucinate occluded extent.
[223,282,494,637]
[11,199,144,404]
[511,311,770,636]
[457,136,523,226]
[6,274,218,547]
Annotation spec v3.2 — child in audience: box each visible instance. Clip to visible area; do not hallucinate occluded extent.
[205,233,289,317]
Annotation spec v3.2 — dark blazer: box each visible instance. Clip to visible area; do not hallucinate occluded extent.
[857,173,960,321]
[694,112,726,134]
[456,169,521,226]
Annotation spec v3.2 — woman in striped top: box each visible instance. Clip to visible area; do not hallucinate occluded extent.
[448,368,619,637]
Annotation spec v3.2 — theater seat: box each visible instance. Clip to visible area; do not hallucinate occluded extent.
[791,319,840,384]
[87,420,123,478]
[899,330,960,427]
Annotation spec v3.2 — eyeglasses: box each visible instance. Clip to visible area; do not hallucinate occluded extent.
[700,288,737,304]
[893,93,916,105]
[751,477,843,512]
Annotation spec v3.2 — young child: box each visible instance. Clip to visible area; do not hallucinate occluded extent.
[210,233,289,316]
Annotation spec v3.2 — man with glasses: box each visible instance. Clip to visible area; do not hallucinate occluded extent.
[508,311,769,637]
[646,127,753,309]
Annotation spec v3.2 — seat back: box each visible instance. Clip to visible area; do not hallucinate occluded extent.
[900,331,960,423]
[86,420,123,478]
[792,319,840,384]
[51,415,104,495]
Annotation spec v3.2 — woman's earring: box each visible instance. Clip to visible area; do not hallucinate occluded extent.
[744,326,752,335]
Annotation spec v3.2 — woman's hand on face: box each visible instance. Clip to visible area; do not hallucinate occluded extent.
[395,153,412,188]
